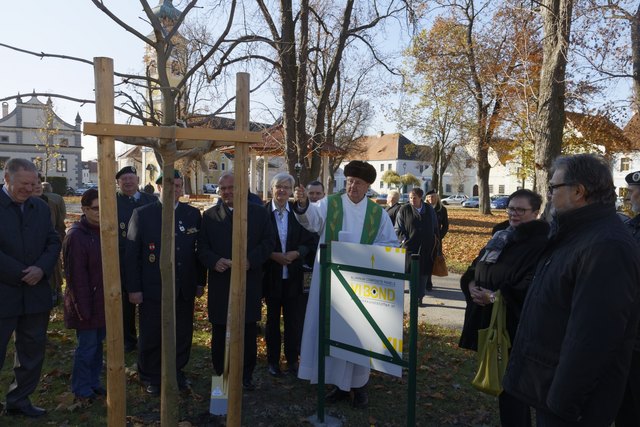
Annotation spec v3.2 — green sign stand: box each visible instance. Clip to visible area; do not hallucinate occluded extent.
[310,242,419,426]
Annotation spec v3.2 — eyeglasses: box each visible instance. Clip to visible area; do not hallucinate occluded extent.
[506,207,532,216]
[274,184,292,191]
[548,182,574,194]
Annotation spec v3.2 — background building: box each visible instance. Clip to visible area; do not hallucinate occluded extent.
[0,94,83,187]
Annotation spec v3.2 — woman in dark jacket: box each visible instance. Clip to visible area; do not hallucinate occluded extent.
[62,189,106,402]
[425,190,449,290]
[459,189,549,427]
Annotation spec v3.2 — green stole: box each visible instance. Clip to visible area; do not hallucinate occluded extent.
[324,194,383,244]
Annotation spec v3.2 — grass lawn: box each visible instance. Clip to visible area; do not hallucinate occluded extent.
[0,205,506,426]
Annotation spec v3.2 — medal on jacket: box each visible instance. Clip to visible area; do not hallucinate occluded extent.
[178,220,185,233]
[120,222,126,237]
[148,243,156,262]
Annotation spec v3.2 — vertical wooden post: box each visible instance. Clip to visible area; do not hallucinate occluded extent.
[263,154,270,201]
[227,72,250,427]
[94,57,126,426]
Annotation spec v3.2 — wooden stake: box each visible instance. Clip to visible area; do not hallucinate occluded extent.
[93,57,126,427]
[227,72,250,427]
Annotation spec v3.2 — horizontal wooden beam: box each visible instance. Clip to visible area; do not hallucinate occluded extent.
[83,122,263,144]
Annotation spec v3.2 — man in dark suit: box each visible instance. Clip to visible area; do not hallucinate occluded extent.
[263,173,315,376]
[116,165,157,353]
[0,158,61,418]
[124,171,205,395]
[395,187,438,306]
[198,172,275,390]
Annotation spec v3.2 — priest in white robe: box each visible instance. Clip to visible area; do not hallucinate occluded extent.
[292,160,399,408]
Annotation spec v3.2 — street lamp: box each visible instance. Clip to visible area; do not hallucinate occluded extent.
[402,162,407,174]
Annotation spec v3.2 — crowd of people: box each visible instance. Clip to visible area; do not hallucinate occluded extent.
[0,154,639,426]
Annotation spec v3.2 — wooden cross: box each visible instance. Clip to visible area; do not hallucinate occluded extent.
[84,57,262,427]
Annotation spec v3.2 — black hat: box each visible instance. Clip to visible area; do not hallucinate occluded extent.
[344,161,376,184]
[626,171,640,186]
[116,166,137,179]
[426,189,437,195]
[155,170,182,185]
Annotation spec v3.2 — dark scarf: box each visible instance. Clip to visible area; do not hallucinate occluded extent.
[479,226,516,264]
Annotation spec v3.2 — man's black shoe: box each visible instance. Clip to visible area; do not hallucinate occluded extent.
[268,364,282,376]
[418,297,428,308]
[325,386,350,403]
[352,386,369,408]
[145,384,160,396]
[5,403,47,418]
[242,378,255,391]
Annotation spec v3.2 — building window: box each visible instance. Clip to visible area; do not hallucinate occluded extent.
[419,165,424,172]
[59,138,69,147]
[56,158,67,172]
[208,161,218,170]
[488,185,494,194]
[621,157,631,172]
[388,163,392,170]
[31,157,43,171]
[379,181,384,189]
[0,136,8,142]
[498,185,505,194]
[221,163,225,171]
[380,164,384,172]
[445,184,452,193]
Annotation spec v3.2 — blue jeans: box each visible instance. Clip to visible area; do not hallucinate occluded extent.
[72,328,105,397]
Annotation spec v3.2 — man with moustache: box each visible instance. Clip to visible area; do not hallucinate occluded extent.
[116,166,156,353]
[615,170,640,426]
[125,171,205,395]
[0,158,61,417]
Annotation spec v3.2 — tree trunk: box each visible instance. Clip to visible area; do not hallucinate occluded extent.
[534,0,573,210]
[632,5,640,113]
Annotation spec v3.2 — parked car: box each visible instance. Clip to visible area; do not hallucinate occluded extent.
[441,194,468,205]
[490,196,510,209]
[74,183,98,196]
[203,183,218,194]
[462,196,480,208]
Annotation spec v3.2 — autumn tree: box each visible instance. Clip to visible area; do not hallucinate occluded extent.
[411,0,540,213]
[35,98,63,181]
[398,41,474,194]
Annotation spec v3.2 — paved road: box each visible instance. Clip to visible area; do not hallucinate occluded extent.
[404,273,466,330]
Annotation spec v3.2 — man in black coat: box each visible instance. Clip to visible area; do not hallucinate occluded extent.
[198,172,275,390]
[503,154,640,426]
[125,171,205,395]
[116,166,157,353]
[263,173,316,376]
[394,187,438,306]
[616,170,640,426]
[0,158,61,418]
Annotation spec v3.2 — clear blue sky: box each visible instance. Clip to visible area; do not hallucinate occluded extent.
[1,1,410,161]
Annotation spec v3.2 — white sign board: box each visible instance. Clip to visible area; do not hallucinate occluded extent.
[329,241,406,377]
